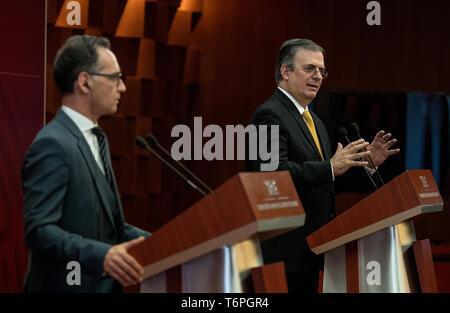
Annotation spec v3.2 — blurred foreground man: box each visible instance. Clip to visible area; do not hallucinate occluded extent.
[22,35,150,292]
[246,39,400,292]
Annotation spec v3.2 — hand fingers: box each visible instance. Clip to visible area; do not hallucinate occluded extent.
[348,138,365,146]
[384,138,397,149]
[106,262,136,287]
[345,139,366,151]
[347,141,369,153]
[382,133,392,141]
[349,160,369,167]
[122,236,145,249]
[375,130,385,139]
[111,255,142,286]
[334,142,343,154]
[351,151,371,161]
[388,148,401,156]
[117,255,143,283]
[120,252,144,279]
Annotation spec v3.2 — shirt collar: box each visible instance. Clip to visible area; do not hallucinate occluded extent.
[277,86,309,115]
[61,105,97,133]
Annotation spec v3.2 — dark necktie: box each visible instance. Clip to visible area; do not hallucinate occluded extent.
[91,127,112,185]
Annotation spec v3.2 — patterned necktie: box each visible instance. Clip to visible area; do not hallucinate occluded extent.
[91,127,112,184]
[302,110,324,160]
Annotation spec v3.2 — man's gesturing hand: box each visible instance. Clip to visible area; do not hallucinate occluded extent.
[331,139,371,176]
[103,236,145,287]
[366,130,400,168]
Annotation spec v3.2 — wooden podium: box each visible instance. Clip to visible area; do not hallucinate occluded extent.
[128,171,305,293]
[307,170,443,293]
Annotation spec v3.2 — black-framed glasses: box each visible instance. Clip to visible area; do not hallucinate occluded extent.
[296,64,328,79]
[87,72,124,87]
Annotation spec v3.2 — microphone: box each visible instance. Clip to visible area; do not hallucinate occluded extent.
[349,122,385,186]
[145,133,213,193]
[338,127,349,140]
[339,127,378,191]
[135,136,207,197]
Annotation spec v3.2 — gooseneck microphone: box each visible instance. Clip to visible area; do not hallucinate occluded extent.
[339,127,378,191]
[135,136,207,197]
[349,122,385,186]
[145,133,213,193]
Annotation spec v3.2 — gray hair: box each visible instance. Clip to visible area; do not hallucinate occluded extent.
[53,35,111,95]
[274,39,324,83]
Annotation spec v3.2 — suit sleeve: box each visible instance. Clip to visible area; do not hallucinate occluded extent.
[247,108,333,186]
[122,223,152,242]
[22,136,111,277]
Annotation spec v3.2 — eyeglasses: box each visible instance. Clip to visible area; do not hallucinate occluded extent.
[295,64,328,79]
[87,72,124,87]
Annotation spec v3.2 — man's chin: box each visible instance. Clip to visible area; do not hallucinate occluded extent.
[102,106,118,117]
[111,104,119,114]
[305,92,317,100]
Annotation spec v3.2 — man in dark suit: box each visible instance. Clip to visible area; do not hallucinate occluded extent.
[21,35,151,292]
[245,39,400,292]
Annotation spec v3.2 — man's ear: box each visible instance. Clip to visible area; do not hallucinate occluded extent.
[77,72,90,93]
[280,64,290,81]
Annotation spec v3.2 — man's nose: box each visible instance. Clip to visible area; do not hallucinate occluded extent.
[312,69,323,79]
[118,78,126,93]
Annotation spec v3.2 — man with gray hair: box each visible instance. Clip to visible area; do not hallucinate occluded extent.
[245,39,399,292]
[22,35,151,292]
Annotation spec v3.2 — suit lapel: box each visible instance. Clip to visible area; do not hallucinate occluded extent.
[55,110,117,231]
[274,89,324,160]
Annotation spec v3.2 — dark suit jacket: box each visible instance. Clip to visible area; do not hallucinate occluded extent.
[245,88,335,274]
[21,109,150,292]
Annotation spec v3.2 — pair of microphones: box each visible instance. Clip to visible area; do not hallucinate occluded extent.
[135,134,213,197]
[338,122,385,190]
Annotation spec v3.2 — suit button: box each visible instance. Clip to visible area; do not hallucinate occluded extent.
[329,213,335,219]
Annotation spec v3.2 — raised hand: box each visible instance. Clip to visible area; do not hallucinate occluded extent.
[366,130,400,168]
[331,139,371,176]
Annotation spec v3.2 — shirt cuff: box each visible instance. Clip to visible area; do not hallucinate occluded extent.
[330,161,335,182]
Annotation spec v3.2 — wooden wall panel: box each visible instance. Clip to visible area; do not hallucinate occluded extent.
[146,2,179,42]
[107,36,140,76]
[155,43,187,81]
[89,0,127,34]
[136,38,156,78]
[114,0,146,38]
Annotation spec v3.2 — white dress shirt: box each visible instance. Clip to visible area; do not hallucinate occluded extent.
[61,105,106,174]
[278,86,308,117]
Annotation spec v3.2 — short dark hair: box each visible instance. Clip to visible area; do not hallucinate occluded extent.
[53,35,111,95]
[274,39,324,83]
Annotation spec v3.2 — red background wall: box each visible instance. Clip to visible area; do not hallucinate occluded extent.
[0,1,46,292]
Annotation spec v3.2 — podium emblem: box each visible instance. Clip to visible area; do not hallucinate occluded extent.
[264,180,280,196]
[419,176,430,188]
